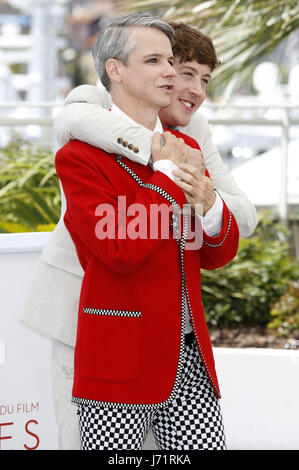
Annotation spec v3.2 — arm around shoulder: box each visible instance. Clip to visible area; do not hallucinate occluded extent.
[54,84,153,165]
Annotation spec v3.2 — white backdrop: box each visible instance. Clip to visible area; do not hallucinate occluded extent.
[0,233,59,450]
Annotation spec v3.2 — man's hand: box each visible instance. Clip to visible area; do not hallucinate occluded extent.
[186,147,206,176]
[151,131,188,166]
[172,163,216,216]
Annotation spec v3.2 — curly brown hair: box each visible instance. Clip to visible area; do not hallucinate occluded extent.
[169,22,220,71]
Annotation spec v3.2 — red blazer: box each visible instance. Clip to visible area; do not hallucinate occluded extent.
[55,129,239,411]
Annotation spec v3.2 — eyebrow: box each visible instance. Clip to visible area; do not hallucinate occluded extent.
[144,53,174,61]
[179,65,211,78]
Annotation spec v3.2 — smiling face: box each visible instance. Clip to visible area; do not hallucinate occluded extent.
[158,56,212,128]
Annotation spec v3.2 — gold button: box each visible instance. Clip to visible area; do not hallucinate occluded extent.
[128,143,134,150]
[122,141,128,147]
[133,147,139,153]
[117,137,123,144]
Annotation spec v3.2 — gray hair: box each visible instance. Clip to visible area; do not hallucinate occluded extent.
[92,13,174,91]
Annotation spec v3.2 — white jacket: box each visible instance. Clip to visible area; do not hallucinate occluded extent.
[21,84,257,346]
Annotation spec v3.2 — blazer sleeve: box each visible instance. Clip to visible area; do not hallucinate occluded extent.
[54,84,152,165]
[55,143,187,276]
[199,198,239,270]
[181,112,257,238]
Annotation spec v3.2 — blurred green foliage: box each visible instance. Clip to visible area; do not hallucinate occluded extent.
[0,135,60,233]
[268,281,299,337]
[202,211,299,336]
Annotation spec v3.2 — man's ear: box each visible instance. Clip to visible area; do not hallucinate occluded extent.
[105,58,123,85]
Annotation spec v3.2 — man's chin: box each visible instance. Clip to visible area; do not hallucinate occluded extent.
[173,116,192,128]
[159,109,192,128]
[159,97,172,109]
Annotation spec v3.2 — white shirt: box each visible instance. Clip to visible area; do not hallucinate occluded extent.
[111,103,223,334]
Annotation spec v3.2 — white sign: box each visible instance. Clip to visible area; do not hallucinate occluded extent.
[0,235,58,450]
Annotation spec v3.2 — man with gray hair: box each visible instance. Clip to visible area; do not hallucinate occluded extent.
[55,13,239,450]
[92,14,174,91]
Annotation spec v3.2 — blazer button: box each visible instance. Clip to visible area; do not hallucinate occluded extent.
[128,143,134,150]
[122,141,128,147]
[117,137,123,144]
[133,147,139,153]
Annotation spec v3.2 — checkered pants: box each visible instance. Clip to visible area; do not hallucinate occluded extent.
[77,337,226,450]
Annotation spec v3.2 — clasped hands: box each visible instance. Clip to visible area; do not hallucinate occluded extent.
[152,131,216,216]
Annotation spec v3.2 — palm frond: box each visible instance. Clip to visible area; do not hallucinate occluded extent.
[0,137,60,232]
[120,0,299,90]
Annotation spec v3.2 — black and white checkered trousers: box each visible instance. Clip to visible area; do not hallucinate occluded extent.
[77,335,226,450]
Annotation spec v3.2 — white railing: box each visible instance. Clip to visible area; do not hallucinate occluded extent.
[1,101,299,222]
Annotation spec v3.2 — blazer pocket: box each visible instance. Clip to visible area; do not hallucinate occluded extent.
[79,307,142,383]
[83,308,142,318]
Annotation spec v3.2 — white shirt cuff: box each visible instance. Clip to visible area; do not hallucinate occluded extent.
[197,192,223,237]
[152,159,180,181]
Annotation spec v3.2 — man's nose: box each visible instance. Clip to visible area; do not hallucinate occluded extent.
[189,78,205,97]
[163,61,177,78]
